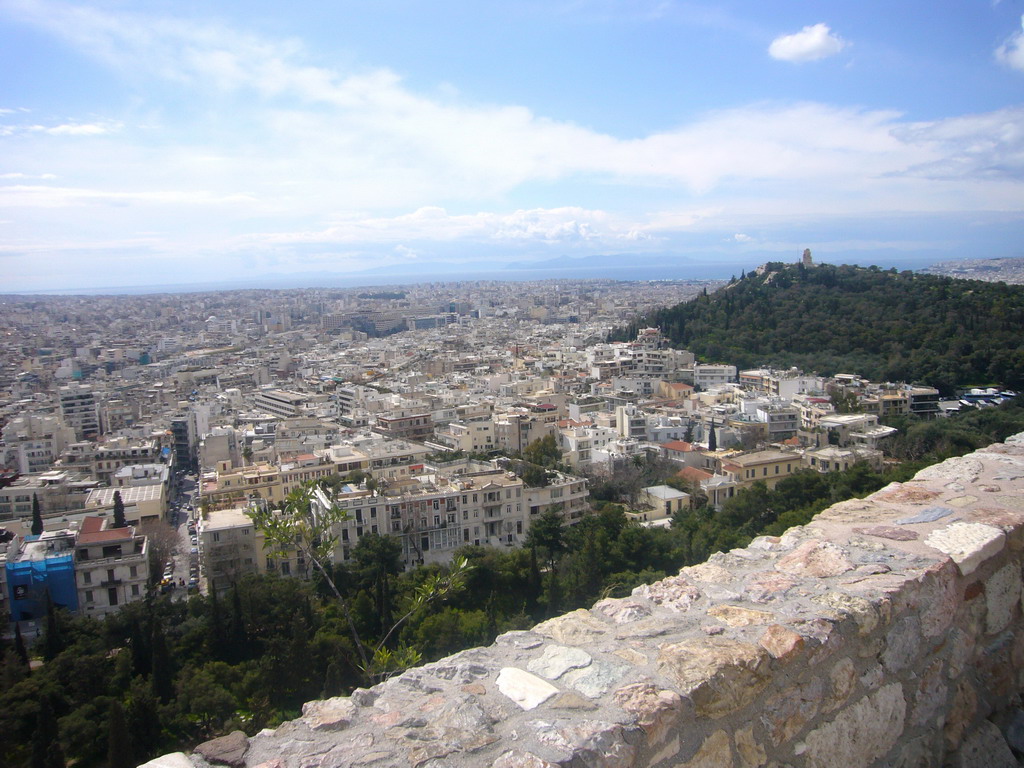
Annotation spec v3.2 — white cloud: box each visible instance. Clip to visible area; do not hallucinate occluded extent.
[769,23,847,63]
[996,16,1024,72]
[45,122,114,136]
[243,206,642,247]
[732,233,752,242]
[1,0,1023,286]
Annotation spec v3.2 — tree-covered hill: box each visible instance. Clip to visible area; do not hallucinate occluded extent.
[615,262,1024,393]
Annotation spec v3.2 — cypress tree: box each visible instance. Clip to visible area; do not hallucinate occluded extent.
[31,494,43,536]
[113,490,126,528]
[14,622,30,672]
[107,700,133,768]
[708,421,717,452]
[149,628,173,704]
[31,697,64,768]
[42,593,64,662]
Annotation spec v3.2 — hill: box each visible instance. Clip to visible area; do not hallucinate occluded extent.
[615,262,1024,393]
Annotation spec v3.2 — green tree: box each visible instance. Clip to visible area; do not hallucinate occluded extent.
[113,491,126,528]
[42,593,65,661]
[31,494,43,536]
[107,700,133,768]
[523,434,561,467]
[351,533,403,639]
[251,483,471,683]
[31,696,64,768]
[14,622,30,673]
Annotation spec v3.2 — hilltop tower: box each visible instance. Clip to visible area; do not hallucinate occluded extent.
[802,248,813,267]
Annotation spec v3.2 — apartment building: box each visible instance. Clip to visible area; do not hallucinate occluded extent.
[75,516,148,617]
[720,450,800,490]
[199,506,260,593]
[58,382,101,441]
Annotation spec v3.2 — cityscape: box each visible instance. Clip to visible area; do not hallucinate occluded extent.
[4,0,1024,766]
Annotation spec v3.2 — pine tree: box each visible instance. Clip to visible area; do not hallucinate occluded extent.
[107,700,133,768]
[31,494,43,536]
[113,490,126,528]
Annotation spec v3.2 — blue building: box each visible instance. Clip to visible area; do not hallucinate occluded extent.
[6,533,78,621]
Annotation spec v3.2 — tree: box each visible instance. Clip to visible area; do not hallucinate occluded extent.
[113,490,126,528]
[251,482,471,683]
[351,533,403,639]
[14,623,30,673]
[524,506,565,573]
[138,520,178,582]
[31,494,42,536]
[42,593,65,661]
[523,434,561,467]
[107,700,133,768]
[31,696,64,768]
[708,421,717,452]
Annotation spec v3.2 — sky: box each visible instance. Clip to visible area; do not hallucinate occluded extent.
[2,0,1024,292]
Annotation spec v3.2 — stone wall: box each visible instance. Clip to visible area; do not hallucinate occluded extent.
[146,434,1024,768]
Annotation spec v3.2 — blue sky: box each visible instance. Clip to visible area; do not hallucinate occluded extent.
[2,0,1024,291]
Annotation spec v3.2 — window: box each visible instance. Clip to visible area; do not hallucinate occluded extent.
[129,565,137,578]
[85,590,93,602]
[83,571,92,584]
[213,531,221,542]
[131,584,140,596]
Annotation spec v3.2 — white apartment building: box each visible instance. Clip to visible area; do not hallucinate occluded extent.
[75,516,149,617]
[58,382,101,441]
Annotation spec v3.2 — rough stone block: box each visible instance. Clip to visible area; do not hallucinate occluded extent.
[527,644,592,679]
[632,574,703,613]
[194,731,249,767]
[825,657,857,713]
[776,540,854,579]
[949,719,1017,768]
[657,639,770,718]
[680,729,732,768]
[881,615,922,674]
[925,522,1006,576]
[945,678,979,751]
[802,683,906,768]
[760,677,823,746]
[301,696,356,731]
[758,624,804,661]
[985,562,1022,634]
[735,724,767,768]
[708,605,775,627]
[814,592,879,636]
[613,682,685,747]
[532,609,608,645]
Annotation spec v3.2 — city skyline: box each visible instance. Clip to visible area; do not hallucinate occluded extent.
[2,0,1024,291]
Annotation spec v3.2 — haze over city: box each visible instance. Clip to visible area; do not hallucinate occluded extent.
[2,0,1023,293]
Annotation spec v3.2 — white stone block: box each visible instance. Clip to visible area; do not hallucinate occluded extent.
[925,522,1005,576]
[496,667,560,710]
[136,754,195,768]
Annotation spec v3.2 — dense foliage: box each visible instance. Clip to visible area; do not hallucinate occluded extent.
[614,262,1024,393]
